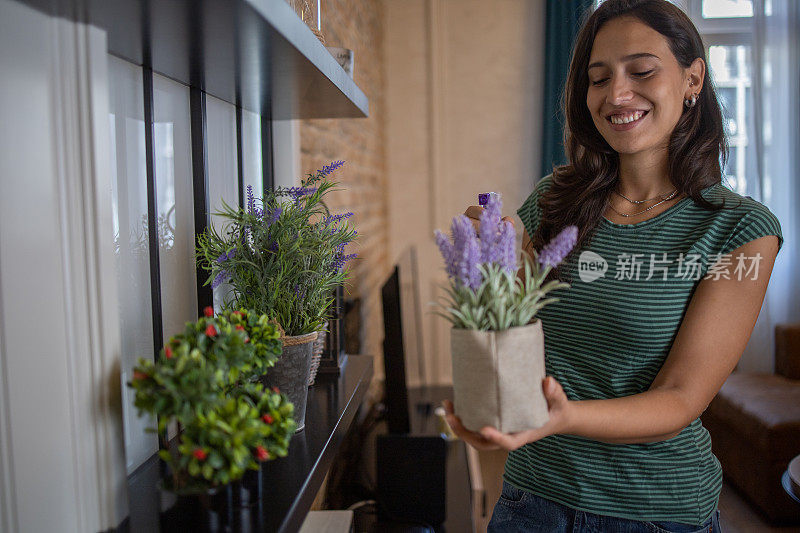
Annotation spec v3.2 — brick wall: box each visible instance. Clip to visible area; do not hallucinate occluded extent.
[300,0,388,383]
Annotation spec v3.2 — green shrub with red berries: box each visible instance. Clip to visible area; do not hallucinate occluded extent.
[160,382,295,489]
[216,308,282,376]
[129,307,295,491]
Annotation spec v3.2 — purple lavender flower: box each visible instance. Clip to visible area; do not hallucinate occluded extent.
[435,230,457,279]
[293,284,306,300]
[478,195,517,274]
[499,221,517,272]
[323,212,353,227]
[538,226,578,269]
[330,252,357,271]
[328,236,357,271]
[266,206,282,226]
[212,270,229,289]
[478,195,502,263]
[246,185,256,216]
[320,160,345,175]
[284,186,318,202]
[216,248,236,263]
[450,215,482,290]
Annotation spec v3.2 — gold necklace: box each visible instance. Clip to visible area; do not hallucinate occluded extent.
[608,189,680,217]
[614,188,677,204]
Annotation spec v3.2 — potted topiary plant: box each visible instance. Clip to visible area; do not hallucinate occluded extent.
[128,309,295,529]
[434,194,577,433]
[196,160,357,431]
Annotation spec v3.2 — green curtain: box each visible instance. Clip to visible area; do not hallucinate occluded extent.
[541,0,595,179]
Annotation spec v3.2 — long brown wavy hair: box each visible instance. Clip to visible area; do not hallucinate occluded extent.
[530,0,736,283]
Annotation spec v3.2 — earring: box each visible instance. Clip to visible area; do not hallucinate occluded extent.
[684,93,697,108]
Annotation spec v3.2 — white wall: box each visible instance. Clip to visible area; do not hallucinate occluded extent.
[384,0,546,385]
[0,1,128,530]
[273,119,302,189]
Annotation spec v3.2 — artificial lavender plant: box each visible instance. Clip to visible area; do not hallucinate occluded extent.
[434,194,577,330]
[196,160,357,336]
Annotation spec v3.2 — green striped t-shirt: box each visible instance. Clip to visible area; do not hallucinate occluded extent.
[508,174,784,526]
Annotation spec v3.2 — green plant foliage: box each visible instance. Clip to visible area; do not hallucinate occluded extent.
[164,383,295,489]
[216,308,282,379]
[196,165,357,336]
[436,253,570,331]
[128,312,295,490]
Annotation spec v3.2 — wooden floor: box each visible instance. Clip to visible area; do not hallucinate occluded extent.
[718,480,800,533]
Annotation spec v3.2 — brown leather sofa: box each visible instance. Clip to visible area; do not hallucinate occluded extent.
[701,323,800,525]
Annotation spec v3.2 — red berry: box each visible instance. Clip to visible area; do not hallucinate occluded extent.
[234,311,244,317]
[255,446,269,461]
[204,306,214,317]
[165,346,173,359]
[235,325,245,331]
[192,448,207,460]
[205,324,217,337]
[261,414,274,424]
[271,386,280,394]
[133,370,148,381]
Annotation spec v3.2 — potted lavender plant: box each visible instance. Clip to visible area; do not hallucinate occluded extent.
[435,194,577,433]
[196,161,357,431]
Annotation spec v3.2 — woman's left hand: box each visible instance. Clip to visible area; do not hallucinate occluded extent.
[444,375,573,451]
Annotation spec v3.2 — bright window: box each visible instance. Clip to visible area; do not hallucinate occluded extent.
[708,44,753,194]
[702,0,753,18]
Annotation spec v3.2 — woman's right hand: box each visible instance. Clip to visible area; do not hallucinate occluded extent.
[463,206,515,234]
[442,400,502,451]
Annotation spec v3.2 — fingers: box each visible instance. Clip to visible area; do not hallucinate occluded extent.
[443,399,454,415]
[464,206,484,220]
[442,400,500,451]
[479,427,539,451]
[541,376,568,414]
[464,206,482,233]
[479,427,521,450]
[465,207,515,225]
[542,376,564,397]
[465,207,515,234]
[543,376,553,395]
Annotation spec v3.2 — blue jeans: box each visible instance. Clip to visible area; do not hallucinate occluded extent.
[488,481,722,532]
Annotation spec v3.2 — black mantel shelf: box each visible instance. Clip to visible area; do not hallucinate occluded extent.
[126,355,374,533]
[15,0,369,119]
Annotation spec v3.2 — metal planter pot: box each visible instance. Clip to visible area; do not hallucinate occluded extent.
[158,479,253,533]
[261,331,318,432]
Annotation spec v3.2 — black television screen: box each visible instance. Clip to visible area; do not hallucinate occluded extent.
[381,265,411,435]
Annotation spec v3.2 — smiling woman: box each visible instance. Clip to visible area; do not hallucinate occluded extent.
[526,2,729,268]
[446,0,784,532]
[586,18,706,172]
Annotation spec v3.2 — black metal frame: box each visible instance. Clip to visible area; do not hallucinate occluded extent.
[143,72,274,353]
[190,87,214,313]
[236,105,245,209]
[142,67,171,459]
[143,67,164,356]
[261,114,275,192]
[136,60,279,477]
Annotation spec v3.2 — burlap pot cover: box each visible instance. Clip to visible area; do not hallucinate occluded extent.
[450,320,549,434]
